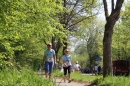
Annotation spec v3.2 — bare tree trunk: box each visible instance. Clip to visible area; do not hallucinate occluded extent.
[103,17,116,77]
[52,37,62,61]
[102,0,124,77]
[89,57,93,73]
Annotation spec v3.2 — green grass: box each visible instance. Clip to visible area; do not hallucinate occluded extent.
[53,70,96,83]
[1,68,130,86]
[53,70,130,86]
[0,68,55,86]
[71,72,96,82]
[98,75,130,86]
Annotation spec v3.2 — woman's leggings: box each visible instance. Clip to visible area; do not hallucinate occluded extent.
[45,61,53,74]
[63,66,71,75]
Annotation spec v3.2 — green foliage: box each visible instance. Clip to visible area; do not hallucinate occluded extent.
[113,25,130,60]
[121,2,130,27]
[112,2,130,60]
[73,19,104,67]
[0,0,67,69]
[71,52,89,68]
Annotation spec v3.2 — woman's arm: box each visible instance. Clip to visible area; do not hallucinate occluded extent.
[53,54,56,64]
[42,55,46,66]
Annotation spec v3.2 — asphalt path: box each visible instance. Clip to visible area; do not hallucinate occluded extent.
[55,78,93,86]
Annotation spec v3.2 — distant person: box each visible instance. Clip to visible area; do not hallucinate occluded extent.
[98,66,101,75]
[73,61,81,72]
[42,43,57,79]
[62,49,72,83]
[94,65,98,75]
[90,65,94,75]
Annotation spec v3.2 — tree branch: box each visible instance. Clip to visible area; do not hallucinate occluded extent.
[67,13,98,30]
[111,0,114,11]
[103,0,109,20]
[67,0,79,23]
[111,0,124,20]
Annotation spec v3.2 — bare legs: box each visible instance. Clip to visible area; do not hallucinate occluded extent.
[45,72,51,79]
[64,73,70,82]
[68,73,70,80]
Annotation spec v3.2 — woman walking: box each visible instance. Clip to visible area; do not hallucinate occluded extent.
[62,49,72,83]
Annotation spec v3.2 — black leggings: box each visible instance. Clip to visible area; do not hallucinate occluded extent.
[63,66,71,75]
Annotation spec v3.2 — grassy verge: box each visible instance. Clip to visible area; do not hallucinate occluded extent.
[53,70,130,86]
[97,76,130,86]
[0,68,55,86]
[53,70,96,83]
[1,68,130,86]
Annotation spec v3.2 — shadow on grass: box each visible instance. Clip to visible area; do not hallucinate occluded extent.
[87,78,99,86]
[88,78,112,86]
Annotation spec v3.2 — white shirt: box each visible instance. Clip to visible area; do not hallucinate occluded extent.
[94,66,98,71]
[73,64,80,70]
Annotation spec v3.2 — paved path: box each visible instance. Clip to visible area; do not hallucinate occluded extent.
[55,78,93,86]
[36,72,95,86]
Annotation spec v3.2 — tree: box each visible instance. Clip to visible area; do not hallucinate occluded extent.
[55,0,100,55]
[0,0,66,69]
[102,0,124,77]
[112,2,130,60]
[74,19,104,70]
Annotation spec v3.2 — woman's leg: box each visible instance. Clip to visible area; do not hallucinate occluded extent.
[45,61,49,78]
[63,67,67,82]
[68,66,71,82]
[48,61,53,79]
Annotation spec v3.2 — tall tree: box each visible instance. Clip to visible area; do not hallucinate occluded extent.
[74,19,104,71]
[0,0,66,68]
[102,0,124,77]
[56,0,100,54]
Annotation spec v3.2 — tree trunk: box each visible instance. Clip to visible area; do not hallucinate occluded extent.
[103,17,116,77]
[62,40,67,55]
[89,57,93,73]
[103,0,124,77]
[52,37,62,61]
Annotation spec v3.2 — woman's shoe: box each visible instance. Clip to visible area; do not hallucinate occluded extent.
[68,79,71,83]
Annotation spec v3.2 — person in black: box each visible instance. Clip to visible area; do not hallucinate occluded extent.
[98,65,101,75]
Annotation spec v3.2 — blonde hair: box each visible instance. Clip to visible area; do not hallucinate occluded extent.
[64,49,69,52]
